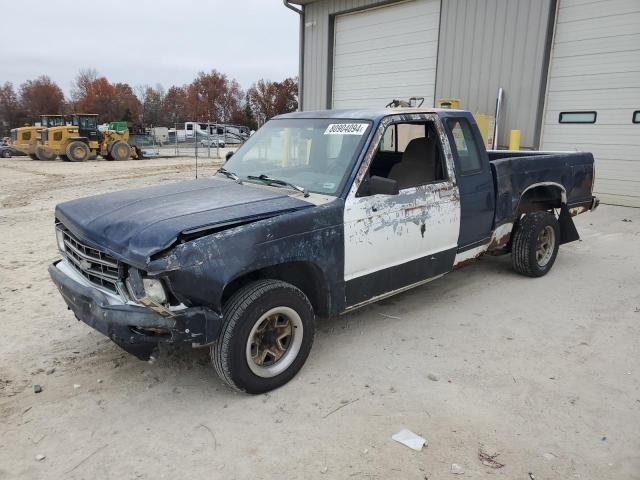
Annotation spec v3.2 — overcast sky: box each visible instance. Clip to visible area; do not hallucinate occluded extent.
[1,0,299,95]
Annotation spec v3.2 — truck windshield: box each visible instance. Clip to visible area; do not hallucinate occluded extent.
[224,118,371,195]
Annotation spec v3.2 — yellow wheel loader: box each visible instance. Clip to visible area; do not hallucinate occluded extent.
[10,115,65,160]
[38,115,141,162]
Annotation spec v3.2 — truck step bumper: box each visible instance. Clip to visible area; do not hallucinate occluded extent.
[48,261,222,360]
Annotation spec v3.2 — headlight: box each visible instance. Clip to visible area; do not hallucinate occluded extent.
[55,228,66,252]
[142,278,167,304]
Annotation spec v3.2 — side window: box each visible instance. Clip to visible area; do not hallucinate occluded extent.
[633,111,640,124]
[367,121,446,192]
[559,111,597,124]
[448,119,482,175]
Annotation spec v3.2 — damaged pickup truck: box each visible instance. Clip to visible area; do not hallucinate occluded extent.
[49,108,599,393]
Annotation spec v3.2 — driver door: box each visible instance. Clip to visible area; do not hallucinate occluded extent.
[343,114,461,308]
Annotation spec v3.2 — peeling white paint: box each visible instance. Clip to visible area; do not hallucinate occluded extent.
[343,114,461,281]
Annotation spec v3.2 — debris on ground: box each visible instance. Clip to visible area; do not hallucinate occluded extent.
[33,384,42,394]
[35,454,46,461]
[73,384,80,389]
[427,373,440,382]
[478,445,505,468]
[45,367,55,375]
[392,429,427,451]
[622,218,632,222]
[451,463,465,474]
[543,452,555,460]
[528,473,537,480]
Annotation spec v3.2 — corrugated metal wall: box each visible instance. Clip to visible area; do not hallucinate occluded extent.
[435,0,554,148]
[303,0,554,148]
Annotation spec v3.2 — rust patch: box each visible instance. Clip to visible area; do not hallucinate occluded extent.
[487,222,514,251]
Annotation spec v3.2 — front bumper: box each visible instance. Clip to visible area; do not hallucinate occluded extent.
[49,260,222,359]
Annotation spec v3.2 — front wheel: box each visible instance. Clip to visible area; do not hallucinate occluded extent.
[512,211,560,277]
[110,141,131,161]
[211,280,315,394]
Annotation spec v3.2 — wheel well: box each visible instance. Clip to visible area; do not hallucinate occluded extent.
[517,185,565,215]
[222,262,330,317]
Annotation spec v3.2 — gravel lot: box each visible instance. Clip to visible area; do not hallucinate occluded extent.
[1,156,639,480]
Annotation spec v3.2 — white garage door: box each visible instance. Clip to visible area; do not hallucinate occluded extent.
[332,0,440,109]
[541,0,640,207]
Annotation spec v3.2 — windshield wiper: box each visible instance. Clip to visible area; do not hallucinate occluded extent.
[217,167,241,183]
[247,174,309,197]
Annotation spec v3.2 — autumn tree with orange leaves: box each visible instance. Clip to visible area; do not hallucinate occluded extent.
[0,68,298,136]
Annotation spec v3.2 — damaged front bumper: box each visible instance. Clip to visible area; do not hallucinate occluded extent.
[48,260,222,359]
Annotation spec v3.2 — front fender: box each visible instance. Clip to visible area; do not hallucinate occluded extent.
[148,200,345,313]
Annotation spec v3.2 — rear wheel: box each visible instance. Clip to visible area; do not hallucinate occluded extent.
[212,280,315,394]
[512,211,560,277]
[1,149,12,158]
[66,141,90,162]
[110,141,131,161]
[36,147,57,161]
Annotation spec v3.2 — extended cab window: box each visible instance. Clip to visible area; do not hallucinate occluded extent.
[448,119,482,175]
[368,121,446,191]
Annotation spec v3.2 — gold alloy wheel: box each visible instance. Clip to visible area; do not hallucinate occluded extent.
[245,306,304,378]
[536,225,556,267]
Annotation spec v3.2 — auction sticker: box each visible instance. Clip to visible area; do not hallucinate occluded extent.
[324,123,368,135]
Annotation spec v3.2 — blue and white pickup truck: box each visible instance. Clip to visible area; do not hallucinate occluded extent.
[49,108,598,393]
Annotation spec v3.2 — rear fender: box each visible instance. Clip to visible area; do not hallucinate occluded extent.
[517,183,579,245]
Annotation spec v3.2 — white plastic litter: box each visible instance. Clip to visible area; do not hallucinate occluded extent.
[391,429,426,451]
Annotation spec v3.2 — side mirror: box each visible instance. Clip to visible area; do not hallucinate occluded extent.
[225,151,234,162]
[359,175,399,196]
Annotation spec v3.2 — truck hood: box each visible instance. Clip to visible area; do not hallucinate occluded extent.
[55,178,314,268]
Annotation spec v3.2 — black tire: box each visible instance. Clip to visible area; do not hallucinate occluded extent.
[512,211,560,277]
[110,141,131,161]
[1,149,11,158]
[29,153,38,160]
[36,147,57,161]
[212,279,315,394]
[66,141,90,162]
[59,154,70,161]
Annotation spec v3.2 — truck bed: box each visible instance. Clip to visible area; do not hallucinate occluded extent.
[488,150,595,226]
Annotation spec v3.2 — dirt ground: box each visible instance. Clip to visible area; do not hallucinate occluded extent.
[0,156,639,480]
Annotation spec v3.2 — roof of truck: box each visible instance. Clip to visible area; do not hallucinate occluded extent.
[274,108,465,121]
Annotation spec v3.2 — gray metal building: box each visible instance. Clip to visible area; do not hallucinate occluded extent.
[285,0,640,207]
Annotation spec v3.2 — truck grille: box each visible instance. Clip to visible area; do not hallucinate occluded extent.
[59,226,122,294]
